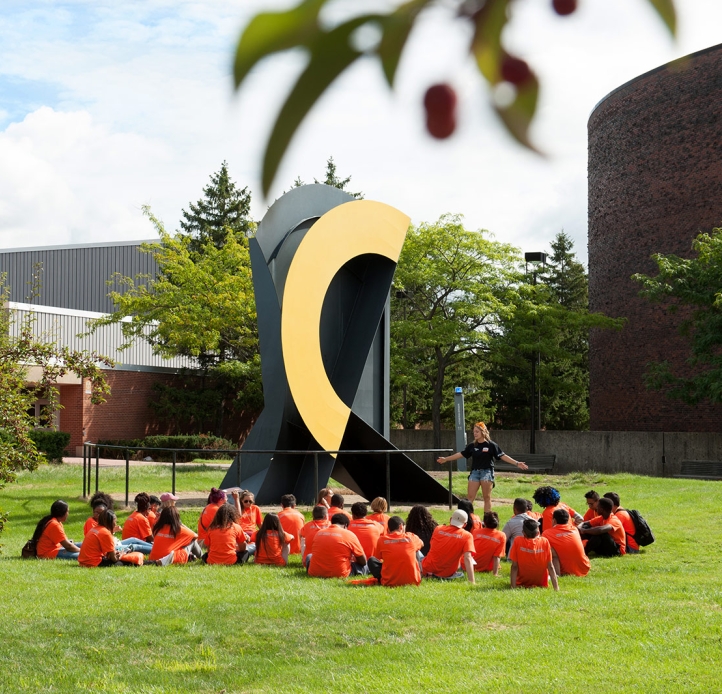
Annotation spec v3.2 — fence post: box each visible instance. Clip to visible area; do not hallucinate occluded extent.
[172,451,177,495]
[125,448,130,508]
[385,451,391,513]
[314,452,319,503]
[95,446,100,494]
[82,444,87,499]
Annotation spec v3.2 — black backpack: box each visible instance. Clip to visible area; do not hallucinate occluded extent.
[626,509,655,547]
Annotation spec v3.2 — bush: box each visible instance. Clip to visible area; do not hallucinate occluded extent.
[29,430,71,463]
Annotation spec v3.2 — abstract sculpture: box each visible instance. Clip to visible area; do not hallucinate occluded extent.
[220,185,453,504]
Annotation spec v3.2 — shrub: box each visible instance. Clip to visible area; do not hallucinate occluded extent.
[29,430,71,463]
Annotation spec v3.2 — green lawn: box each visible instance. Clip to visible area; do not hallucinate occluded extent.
[0,465,721,693]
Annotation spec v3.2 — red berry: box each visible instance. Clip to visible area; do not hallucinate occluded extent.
[552,0,577,16]
[500,55,532,86]
[423,84,457,139]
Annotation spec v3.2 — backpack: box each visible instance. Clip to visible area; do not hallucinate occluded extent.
[626,509,655,547]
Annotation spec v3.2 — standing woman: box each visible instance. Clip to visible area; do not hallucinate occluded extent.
[437,422,528,513]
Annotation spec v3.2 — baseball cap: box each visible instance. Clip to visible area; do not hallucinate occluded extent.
[450,509,468,528]
[160,492,178,502]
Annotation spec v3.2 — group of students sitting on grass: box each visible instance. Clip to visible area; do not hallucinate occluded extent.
[29,483,647,588]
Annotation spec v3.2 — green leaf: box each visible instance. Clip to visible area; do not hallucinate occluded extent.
[233,0,326,88]
[644,0,677,36]
[261,16,379,196]
[378,0,431,87]
[495,74,540,151]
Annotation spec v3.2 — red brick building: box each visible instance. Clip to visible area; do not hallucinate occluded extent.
[588,43,722,431]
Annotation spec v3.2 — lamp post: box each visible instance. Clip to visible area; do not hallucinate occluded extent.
[524,252,547,454]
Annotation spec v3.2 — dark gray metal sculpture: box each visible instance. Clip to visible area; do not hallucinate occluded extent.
[220,185,453,504]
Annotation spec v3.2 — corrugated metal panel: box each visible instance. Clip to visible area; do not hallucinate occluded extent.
[0,241,158,313]
[8,304,197,371]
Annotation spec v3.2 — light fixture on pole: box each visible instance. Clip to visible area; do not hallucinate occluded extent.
[524,251,547,455]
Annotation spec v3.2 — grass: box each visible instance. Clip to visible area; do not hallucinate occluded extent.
[0,465,721,693]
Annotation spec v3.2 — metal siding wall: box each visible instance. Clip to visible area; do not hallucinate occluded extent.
[0,243,157,313]
[9,307,195,371]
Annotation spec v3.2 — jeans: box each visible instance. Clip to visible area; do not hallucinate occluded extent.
[117,538,153,555]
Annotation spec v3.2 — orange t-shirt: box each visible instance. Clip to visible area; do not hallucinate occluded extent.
[590,514,626,554]
[206,523,247,565]
[255,530,294,566]
[79,526,117,567]
[197,502,223,543]
[367,512,390,531]
[615,509,639,551]
[471,527,506,572]
[421,525,475,578]
[278,508,305,554]
[307,525,365,578]
[543,523,590,576]
[122,511,152,541]
[583,508,598,522]
[83,517,99,537]
[376,531,423,586]
[541,503,577,533]
[327,506,352,522]
[509,535,552,588]
[348,518,384,559]
[36,518,68,559]
[149,524,197,561]
[239,504,263,536]
[147,510,158,528]
[300,519,331,562]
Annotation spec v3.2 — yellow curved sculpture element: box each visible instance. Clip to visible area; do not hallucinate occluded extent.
[281,200,410,454]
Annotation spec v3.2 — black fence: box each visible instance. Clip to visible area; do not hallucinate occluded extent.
[82,443,455,511]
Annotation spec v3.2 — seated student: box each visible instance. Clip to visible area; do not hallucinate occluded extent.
[278,494,305,555]
[457,499,482,531]
[149,506,201,566]
[79,510,127,567]
[205,505,250,565]
[578,497,626,556]
[532,486,583,533]
[472,512,506,576]
[367,497,391,531]
[300,506,331,564]
[348,502,384,560]
[502,498,532,555]
[421,510,475,584]
[368,516,424,587]
[254,513,294,566]
[148,495,161,528]
[306,513,367,578]
[122,493,154,544]
[509,519,559,590]
[542,508,590,577]
[583,490,600,521]
[198,488,228,548]
[602,493,639,553]
[34,500,82,560]
[326,494,352,521]
[239,490,263,541]
[405,505,438,557]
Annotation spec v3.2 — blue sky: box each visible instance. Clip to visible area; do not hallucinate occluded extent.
[0,0,720,261]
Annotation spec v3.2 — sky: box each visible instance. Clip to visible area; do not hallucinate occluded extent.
[0,0,720,264]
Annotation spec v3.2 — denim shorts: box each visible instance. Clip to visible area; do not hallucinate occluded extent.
[468,468,494,483]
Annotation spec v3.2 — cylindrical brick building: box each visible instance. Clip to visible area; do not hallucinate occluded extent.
[588,43,722,432]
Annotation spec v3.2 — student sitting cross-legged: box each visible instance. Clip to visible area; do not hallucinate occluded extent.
[148,506,202,566]
[306,513,367,578]
[542,508,590,577]
[509,519,559,590]
[471,511,506,576]
[421,509,475,584]
[368,516,424,587]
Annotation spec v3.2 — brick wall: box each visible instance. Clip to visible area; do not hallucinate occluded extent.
[588,43,722,432]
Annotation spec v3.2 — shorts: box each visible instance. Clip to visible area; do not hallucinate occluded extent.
[468,468,494,483]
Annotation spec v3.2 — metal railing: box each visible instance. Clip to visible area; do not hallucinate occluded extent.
[82,443,455,510]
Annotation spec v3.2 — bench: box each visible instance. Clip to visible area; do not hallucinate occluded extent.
[495,453,556,474]
[673,460,722,480]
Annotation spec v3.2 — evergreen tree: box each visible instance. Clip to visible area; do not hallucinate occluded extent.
[179,162,253,252]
